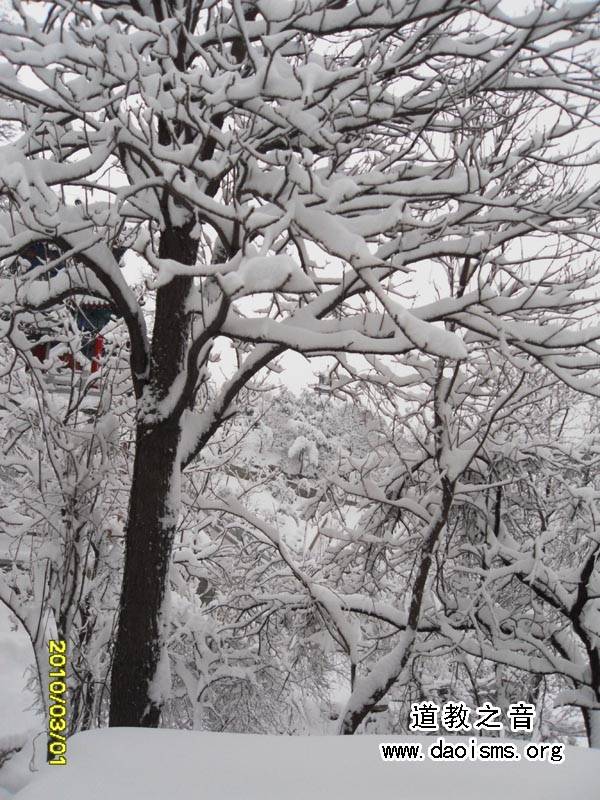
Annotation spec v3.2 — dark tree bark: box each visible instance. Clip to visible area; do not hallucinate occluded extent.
[109,421,181,725]
[109,224,197,726]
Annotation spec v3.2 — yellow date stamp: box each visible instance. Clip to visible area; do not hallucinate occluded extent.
[47,640,67,765]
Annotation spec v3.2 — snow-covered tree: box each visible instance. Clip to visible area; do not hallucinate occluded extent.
[165,386,363,732]
[435,385,600,746]
[0,0,600,727]
[286,359,600,744]
[0,327,132,732]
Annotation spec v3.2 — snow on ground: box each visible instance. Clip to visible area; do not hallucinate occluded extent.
[11,728,600,800]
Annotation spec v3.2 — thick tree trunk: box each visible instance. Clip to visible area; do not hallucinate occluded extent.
[109,421,181,726]
[109,223,197,726]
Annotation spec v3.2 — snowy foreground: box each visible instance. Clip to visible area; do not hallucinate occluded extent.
[7,729,600,800]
